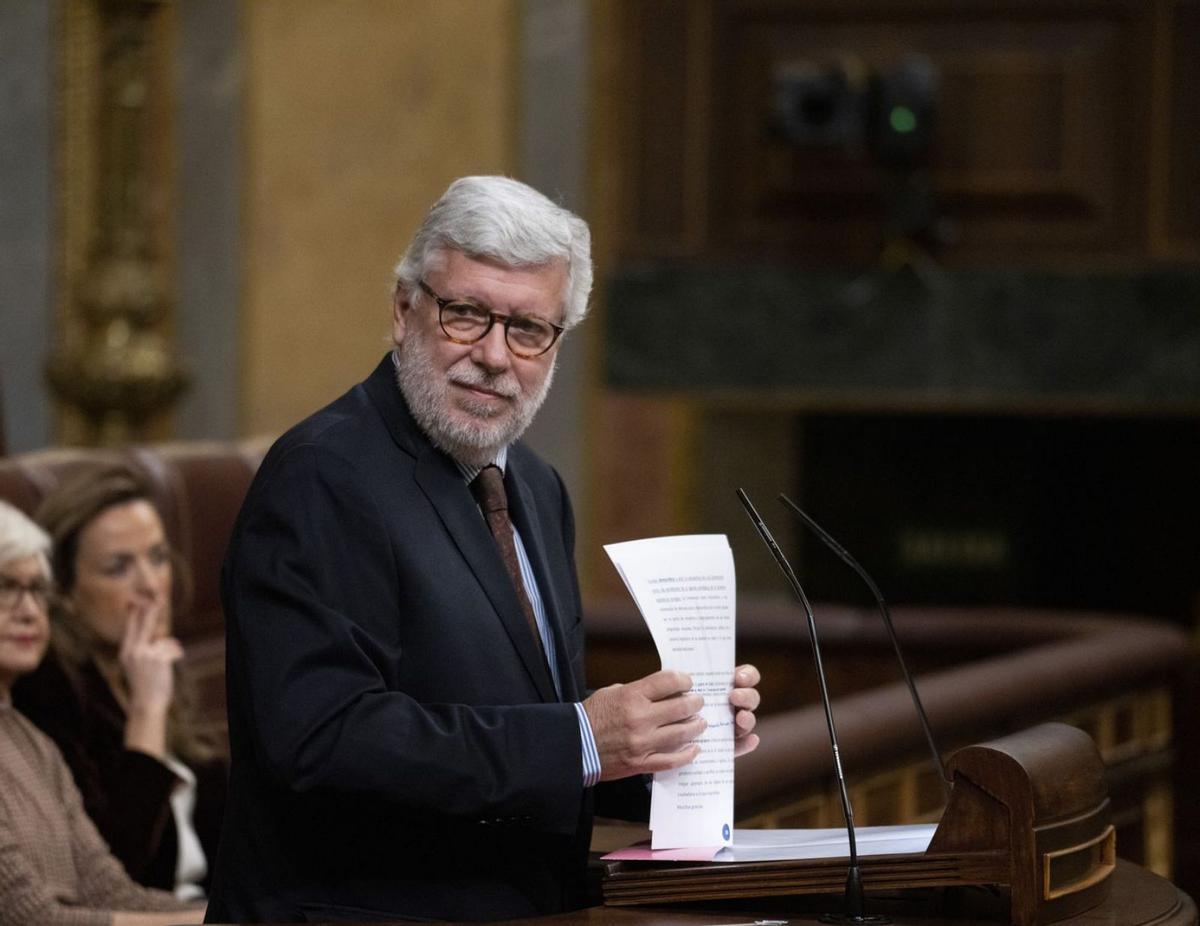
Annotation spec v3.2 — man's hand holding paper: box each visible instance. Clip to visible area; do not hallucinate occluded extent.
[583,670,706,780]
[583,666,760,781]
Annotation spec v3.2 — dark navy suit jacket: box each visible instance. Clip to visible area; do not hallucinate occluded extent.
[206,355,645,923]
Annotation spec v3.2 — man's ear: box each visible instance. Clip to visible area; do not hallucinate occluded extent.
[392,287,412,345]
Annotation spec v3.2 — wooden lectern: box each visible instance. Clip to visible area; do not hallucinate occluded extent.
[603,723,1117,926]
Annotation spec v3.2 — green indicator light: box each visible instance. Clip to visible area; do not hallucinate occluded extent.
[890,105,917,134]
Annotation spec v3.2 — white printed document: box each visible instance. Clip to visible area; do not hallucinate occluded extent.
[604,535,736,850]
[603,823,938,863]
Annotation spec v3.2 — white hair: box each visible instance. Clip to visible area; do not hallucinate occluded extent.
[0,499,52,578]
[393,176,593,330]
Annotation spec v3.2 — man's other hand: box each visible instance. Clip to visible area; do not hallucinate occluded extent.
[730,663,761,758]
[583,670,705,782]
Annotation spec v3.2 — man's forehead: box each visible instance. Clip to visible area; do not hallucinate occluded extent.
[433,247,567,279]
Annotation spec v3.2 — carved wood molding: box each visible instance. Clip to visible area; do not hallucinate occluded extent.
[50,0,187,446]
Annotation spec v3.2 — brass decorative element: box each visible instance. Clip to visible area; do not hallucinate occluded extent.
[48,0,187,446]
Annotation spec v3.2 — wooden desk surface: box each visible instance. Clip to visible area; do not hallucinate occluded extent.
[500,861,1195,926]
[203,860,1195,925]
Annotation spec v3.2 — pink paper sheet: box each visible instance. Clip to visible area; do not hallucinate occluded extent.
[602,842,721,862]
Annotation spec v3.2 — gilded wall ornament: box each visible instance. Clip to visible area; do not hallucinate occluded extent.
[47,0,187,446]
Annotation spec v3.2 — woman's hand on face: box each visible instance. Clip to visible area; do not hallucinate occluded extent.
[119,604,181,714]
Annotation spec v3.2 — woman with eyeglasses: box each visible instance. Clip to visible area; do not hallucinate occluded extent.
[12,464,225,900]
[0,499,204,926]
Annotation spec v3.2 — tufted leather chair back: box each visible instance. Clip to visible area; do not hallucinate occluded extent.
[0,440,270,753]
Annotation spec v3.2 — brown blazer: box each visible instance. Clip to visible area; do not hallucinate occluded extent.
[13,653,226,892]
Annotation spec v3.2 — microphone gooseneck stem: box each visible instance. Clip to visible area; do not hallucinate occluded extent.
[736,489,858,868]
[844,864,866,919]
[777,493,951,801]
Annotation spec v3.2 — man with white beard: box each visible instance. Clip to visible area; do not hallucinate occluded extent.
[207,177,761,923]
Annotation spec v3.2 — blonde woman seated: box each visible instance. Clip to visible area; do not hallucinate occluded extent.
[13,464,225,899]
[0,499,204,925]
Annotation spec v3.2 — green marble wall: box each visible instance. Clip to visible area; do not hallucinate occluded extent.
[605,266,1200,407]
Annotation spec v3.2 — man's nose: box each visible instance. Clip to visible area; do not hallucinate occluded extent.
[471,321,511,372]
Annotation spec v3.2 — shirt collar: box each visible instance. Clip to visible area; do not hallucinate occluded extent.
[456,446,507,484]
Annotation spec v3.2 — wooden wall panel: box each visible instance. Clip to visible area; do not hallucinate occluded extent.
[240,0,519,437]
[1166,1,1200,251]
[607,0,1198,266]
[628,2,691,242]
[717,3,1148,262]
[615,0,713,255]
[586,394,698,597]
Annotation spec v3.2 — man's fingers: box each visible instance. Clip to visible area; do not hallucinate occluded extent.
[626,669,693,701]
[730,664,762,760]
[652,713,706,752]
[584,681,701,730]
[645,691,704,727]
[622,711,706,761]
[627,670,702,727]
[729,686,760,712]
[637,743,702,775]
[733,733,760,758]
[586,680,708,781]
[588,665,762,780]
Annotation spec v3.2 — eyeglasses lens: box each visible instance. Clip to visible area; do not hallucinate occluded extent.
[439,302,555,357]
[0,579,50,610]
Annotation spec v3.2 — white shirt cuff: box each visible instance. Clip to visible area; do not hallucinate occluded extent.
[574,702,601,788]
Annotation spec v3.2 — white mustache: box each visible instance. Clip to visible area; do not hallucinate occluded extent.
[449,365,519,399]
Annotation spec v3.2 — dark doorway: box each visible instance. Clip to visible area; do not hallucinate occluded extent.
[797,414,1200,625]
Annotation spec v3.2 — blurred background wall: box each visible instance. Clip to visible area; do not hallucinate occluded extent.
[2,0,1197,611]
[0,0,593,538]
[3,0,1197,611]
[238,0,519,435]
[1,0,1198,894]
[585,0,1200,616]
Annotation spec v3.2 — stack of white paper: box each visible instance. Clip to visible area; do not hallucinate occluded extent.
[602,824,938,863]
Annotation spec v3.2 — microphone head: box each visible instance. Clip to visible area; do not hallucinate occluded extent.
[736,487,765,528]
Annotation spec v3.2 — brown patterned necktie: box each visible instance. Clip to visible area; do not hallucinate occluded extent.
[470,465,545,659]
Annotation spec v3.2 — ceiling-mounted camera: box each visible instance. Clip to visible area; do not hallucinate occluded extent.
[771,54,939,168]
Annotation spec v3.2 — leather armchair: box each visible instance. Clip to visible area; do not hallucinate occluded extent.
[0,439,270,752]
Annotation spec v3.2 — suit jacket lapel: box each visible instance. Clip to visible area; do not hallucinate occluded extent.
[362,354,560,702]
[412,450,558,704]
[506,462,580,702]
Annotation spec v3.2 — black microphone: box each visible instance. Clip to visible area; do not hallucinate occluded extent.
[777,493,951,801]
[737,488,888,925]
